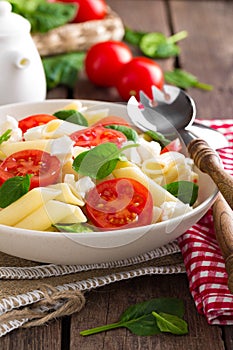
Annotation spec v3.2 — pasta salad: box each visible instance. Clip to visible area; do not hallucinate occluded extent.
[0,102,198,232]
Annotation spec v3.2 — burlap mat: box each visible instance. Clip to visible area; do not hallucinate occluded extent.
[0,241,185,337]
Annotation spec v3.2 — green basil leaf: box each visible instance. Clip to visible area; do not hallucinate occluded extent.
[139,30,187,58]
[80,314,159,337]
[0,129,11,145]
[10,0,77,33]
[0,175,31,208]
[123,314,160,336]
[124,27,146,46]
[145,130,171,147]
[153,42,180,58]
[164,69,213,91]
[9,0,43,13]
[53,109,88,126]
[152,311,188,335]
[163,180,198,206]
[105,125,138,142]
[139,32,166,57]
[80,297,186,336]
[53,223,94,233]
[42,52,85,89]
[120,298,185,323]
[72,143,120,180]
[73,143,138,180]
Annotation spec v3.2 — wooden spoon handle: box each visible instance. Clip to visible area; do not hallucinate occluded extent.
[188,138,233,210]
[213,194,233,293]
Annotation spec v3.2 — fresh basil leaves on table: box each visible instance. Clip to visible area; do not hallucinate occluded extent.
[80,298,188,336]
[164,68,213,91]
[124,27,213,91]
[125,27,188,58]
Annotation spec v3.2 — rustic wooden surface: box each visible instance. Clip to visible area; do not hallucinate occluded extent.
[0,1,232,349]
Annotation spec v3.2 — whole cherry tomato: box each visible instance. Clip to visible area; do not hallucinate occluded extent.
[18,114,57,134]
[70,125,127,148]
[85,41,133,87]
[0,150,61,189]
[85,178,153,229]
[116,57,164,101]
[55,0,107,23]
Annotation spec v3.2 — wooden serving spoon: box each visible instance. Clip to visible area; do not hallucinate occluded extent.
[213,194,233,293]
[128,98,233,291]
[187,138,233,211]
[188,138,233,293]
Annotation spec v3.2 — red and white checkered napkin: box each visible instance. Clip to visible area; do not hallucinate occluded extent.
[178,119,233,325]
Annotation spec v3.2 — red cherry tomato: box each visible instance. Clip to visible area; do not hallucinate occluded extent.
[56,0,107,23]
[86,178,153,229]
[18,114,57,134]
[85,41,133,87]
[0,150,61,189]
[160,138,182,154]
[92,116,130,127]
[70,125,127,148]
[116,57,164,101]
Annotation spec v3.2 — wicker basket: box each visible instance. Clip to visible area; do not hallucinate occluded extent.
[32,7,125,57]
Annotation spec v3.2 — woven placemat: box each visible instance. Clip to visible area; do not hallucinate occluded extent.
[0,241,184,337]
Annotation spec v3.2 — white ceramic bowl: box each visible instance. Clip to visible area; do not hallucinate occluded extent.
[0,99,217,264]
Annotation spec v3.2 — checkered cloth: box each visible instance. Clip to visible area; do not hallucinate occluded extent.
[178,119,233,325]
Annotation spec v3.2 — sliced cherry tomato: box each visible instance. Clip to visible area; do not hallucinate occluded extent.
[18,114,57,133]
[86,178,153,229]
[116,56,164,101]
[0,150,61,189]
[70,125,127,148]
[92,116,130,127]
[160,138,182,154]
[85,41,133,87]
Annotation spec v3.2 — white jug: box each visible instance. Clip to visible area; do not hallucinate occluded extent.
[0,1,46,105]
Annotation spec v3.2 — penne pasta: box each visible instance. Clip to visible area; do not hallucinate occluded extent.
[112,165,149,188]
[0,188,61,226]
[150,178,184,206]
[141,157,169,176]
[0,103,198,232]
[62,160,80,181]
[14,200,87,230]
[57,209,87,224]
[83,108,109,125]
[114,160,138,169]
[48,183,85,206]
[0,139,52,156]
[161,165,179,185]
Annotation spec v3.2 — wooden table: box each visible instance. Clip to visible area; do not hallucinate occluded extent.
[1,1,232,349]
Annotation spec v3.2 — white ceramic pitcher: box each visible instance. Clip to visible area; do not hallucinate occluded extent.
[0,1,46,105]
